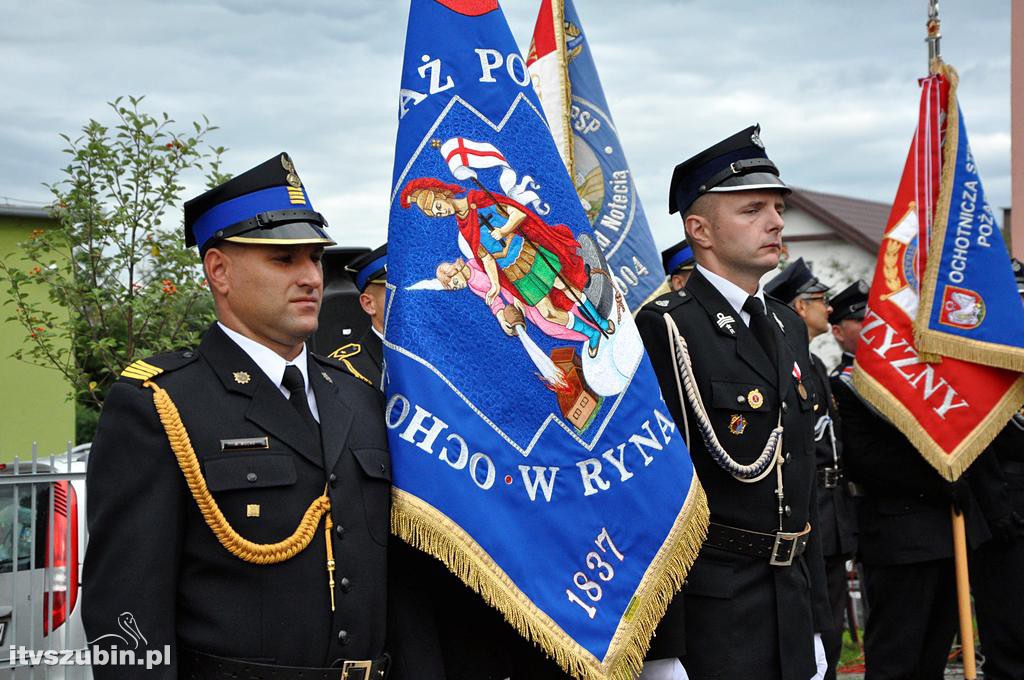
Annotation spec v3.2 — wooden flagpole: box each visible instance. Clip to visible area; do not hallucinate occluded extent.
[951,508,976,679]
[927,4,976,676]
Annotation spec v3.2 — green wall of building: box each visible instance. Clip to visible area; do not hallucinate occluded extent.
[0,209,75,461]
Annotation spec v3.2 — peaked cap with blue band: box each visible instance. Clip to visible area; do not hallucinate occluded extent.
[345,244,387,292]
[661,238,695,276]
[828,280,870,324]
[764,257,830,305]
[669,124,789,216]
[184,152,335,250]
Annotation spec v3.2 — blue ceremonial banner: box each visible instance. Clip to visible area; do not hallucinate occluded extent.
[384,1,707,678]
[527,0,666,311]
[916,84,1024,372]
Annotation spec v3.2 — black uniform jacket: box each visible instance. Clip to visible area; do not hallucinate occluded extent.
[969,410,1024,526]
[808,354,857,558]
[833,374,990,565]
[83,324,391,678]
[353,328,384,389]
[636,270,831,680]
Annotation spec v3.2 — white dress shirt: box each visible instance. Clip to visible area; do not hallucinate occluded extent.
[695,263,767,327]
[218,322,320,423]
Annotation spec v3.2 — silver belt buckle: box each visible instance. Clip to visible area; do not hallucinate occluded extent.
[822,468,839,488]
[341,660,373,680]
[769,531,801,566]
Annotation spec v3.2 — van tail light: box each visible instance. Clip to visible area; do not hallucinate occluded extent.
[43,481,79,636]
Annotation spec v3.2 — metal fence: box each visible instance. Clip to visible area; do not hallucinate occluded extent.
[1,443,91,679]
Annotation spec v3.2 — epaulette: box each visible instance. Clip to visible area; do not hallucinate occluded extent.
[118,350,198,386]
[327,342,362,361]
[312,351,374,388]
[642,288,691,314]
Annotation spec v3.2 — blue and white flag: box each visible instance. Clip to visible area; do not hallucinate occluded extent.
[527,0,666,311]
[916,83,1024,372]
[384,2,707,678]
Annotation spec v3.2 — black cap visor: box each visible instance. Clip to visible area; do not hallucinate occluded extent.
[221,220,336,247]
[707,171,790,194]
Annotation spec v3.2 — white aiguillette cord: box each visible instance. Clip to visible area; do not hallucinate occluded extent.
[663,313,782,484]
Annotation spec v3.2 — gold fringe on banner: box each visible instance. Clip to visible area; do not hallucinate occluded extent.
[851,367,1024,481]
[914,64,1024,372]
[391,477,709,680]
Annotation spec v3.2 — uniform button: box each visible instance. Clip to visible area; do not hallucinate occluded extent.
[784,505,792,517]
[182,351,194,358]
[340,577,352,593]
[335,524,346,538]
[246,472,258,483]
[781,402,789,414]
[736,395,746,404]
[337,630,349,645]
[329,473,337,487]
[785,452,792,463]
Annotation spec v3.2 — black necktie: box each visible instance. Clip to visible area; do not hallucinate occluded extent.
[743,296,778,369]
[282,365,319,436]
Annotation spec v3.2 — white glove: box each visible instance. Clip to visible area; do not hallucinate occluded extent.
[809,633,827,680]
[637,658,689,680]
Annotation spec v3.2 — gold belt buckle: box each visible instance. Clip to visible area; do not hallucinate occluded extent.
[769,530,801,566]
[341,660,373,680]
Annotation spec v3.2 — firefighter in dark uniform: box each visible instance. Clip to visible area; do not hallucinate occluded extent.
[329,244,387,389]
[827,280,869,386]
[766,260,857,680]
[661,238,697,292]
[967,258,1024,680]
[637,125,832,680]
[83,154,392,679]
[830,276,992,679]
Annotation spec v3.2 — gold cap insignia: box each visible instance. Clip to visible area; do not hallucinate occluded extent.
[747,388,764,409]
[280,153,295,172]
[233,371,251,385]
[286,172,302,188]
[728,414,748,436]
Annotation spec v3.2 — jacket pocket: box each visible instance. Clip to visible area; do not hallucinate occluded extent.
[711,380,772,413]
[352,447,392,546]
[203,453,297,491]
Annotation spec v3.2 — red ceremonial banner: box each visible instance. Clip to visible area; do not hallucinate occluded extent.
[851,67,1024,481]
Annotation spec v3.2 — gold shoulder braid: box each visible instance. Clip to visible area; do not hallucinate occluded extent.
[141,379,338,610]
[327,343,373,386]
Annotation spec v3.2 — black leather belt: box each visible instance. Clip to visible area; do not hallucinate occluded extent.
[816,467,843,488]
[705,522,811,566]
[179,648,389,680]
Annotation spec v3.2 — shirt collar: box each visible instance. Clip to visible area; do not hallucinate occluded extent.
[696,264,765,324]
[218,322,310,391]
[371,326,384,341]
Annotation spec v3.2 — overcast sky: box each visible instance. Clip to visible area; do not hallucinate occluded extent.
[1,1,1011,251]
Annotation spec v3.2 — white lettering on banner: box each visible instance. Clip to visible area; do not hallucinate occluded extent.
[858,311,970,419]
[577,414,674,496]
[418,54,454,95]
[519,465,559,502]
[386,394,497,492]
[566,527,626,619]
[387,395,679,499]
[570,105,601,135]
[475,49,529,85]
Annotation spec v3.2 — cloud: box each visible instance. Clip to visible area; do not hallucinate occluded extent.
[1,0,1012,251]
